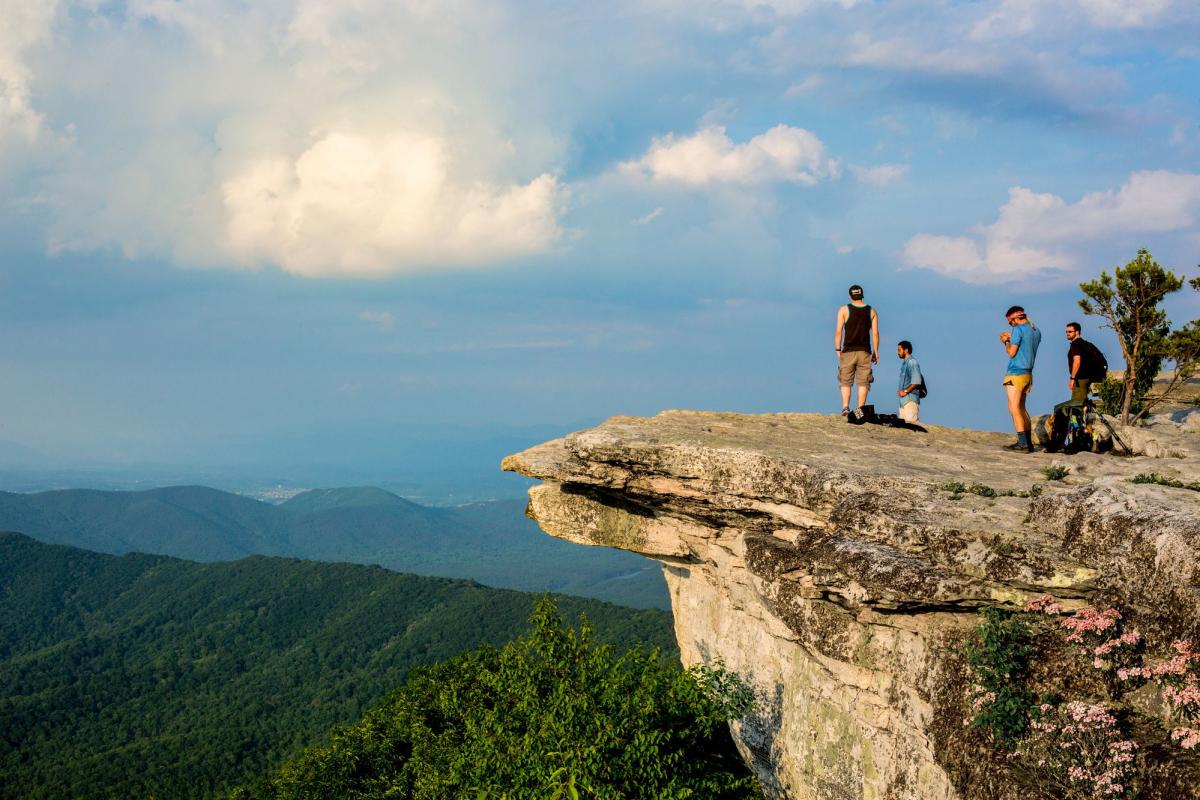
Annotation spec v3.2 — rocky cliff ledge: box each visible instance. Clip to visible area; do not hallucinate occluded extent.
[503,411,1200,800]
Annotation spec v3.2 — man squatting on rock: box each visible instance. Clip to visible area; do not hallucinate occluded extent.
[896,340,922,423]
[1000,305,1042,452]
[834,284,880,416]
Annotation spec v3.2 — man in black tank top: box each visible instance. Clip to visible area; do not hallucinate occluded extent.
[834,284,880,415]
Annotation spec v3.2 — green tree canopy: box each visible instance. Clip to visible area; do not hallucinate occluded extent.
[235,597,762,800]
[1078,248,1185,423]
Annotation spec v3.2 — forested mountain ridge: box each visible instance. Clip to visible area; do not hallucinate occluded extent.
[0,485,668,608]
[0,533,675,800]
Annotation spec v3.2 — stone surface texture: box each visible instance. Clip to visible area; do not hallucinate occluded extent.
[503,411,1200,800]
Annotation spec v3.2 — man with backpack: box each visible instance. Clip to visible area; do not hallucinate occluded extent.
[1065,322,1107,402]
[896,340,924,423]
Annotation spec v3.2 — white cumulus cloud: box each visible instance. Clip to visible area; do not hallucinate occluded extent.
[223,132,563,276]
[10,0,568,277]
[902,170,1200,283]
[621,124,839,187]
[0,0,58,147]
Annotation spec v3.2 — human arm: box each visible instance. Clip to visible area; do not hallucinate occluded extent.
[1001,326,1021,358]
[1069,354,1081,387]
[870,309,880,364]
[898,361,921,397]
[834,307,846,353]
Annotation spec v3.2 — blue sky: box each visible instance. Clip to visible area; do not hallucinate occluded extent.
[0,0,1198,471]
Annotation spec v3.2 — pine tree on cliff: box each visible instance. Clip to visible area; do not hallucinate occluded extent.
[1078,248,1196,424]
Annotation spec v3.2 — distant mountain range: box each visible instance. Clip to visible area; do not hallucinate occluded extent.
[0,485,669,608]
[0,419,590,505]
[0,533,675,800]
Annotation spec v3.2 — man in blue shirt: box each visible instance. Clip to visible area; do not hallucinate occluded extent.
[896,340,922,423]
[999,305,1042,452]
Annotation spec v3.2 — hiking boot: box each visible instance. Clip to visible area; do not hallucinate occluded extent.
[841,406,850,417]
[1003,441,1034,453]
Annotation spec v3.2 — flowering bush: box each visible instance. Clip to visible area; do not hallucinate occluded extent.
[1120,639,1200,751]
[1015,701,1138,799]
[1023,597,1141,676]
[965,597,1200,795]
[1024,595,1064,615]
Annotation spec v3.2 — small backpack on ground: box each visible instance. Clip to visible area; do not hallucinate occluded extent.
[847,404,876,425]
[874,412,928,433]
[1047,400,1093,454]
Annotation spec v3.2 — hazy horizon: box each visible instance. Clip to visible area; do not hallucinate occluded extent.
[1,0,1198,470]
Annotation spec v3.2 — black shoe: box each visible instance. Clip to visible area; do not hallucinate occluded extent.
[1003,441,1033,452]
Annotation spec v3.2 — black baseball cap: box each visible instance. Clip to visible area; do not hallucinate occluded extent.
[849,285,864,299]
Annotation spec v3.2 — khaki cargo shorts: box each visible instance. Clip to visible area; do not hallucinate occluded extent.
[838,350,874,387]
[1002,373,1033,395]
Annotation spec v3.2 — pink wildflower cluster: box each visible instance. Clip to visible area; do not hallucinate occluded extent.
[1090,631,1142,670]
[1171,727,1200,749]
[1024,594,1064,615]
[1025,599,1142,673]
[1121,639,1200,750]
[1018,701,1138,798]
[1061,607,1122,644]
[962,683,998,726]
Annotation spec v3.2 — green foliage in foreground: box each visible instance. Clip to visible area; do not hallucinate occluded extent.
[962,608,1036,749]
[1041,465,1069,482]
[1130,472,1200,492]
[935,481,1040,499]
[235,598,762,800]
[0,533,675,800]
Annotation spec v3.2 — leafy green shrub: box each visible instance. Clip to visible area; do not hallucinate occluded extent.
[1130,473,1200,492]
[963,608,1036,748]
[939,481,1036,498]
[1042,466,1069,482]
[235,598,762,800]
[1096,378,1126,418]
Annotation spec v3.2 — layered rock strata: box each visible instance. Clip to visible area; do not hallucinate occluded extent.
[503,411,1200,800]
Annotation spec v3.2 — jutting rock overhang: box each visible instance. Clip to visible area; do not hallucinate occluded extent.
[504,411,1200,800]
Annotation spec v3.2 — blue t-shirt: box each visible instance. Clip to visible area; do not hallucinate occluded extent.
[898,356,922,407]
[1005,322,1041,375]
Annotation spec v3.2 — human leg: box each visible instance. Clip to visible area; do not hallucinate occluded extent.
[899,403,919,423]
[854,351,873,408]
[1002,376,1034,451]
[1004,382,1025,432]
[838,353,854,413]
